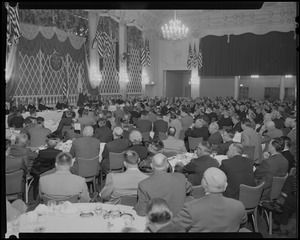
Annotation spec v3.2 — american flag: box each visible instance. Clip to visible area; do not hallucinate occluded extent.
[6,3,21,46]
[193,43,197,68]
[92,20,113,58]
[62,78,68,99]
[141,39,146,66]
[198,39,203,70]
[187,43,193,70]
[145,38,151,67]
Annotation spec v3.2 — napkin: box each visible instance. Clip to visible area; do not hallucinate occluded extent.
[35,204,50,214]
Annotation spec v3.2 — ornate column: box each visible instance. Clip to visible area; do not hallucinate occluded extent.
[279,75,285,101]
[234,76,240,100]
[119,22,129,99]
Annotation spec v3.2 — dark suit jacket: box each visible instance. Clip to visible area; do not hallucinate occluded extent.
[175,155,219,186]
[185,127,209,141]
[93,126,113,143]
[254,153,288,200]
[100,138,130,173]
[9,145,38,172]
[220,155,256,200]
[56,117,73,133]
[129,144,149,160]
[273,117,285,130]
[282,150,295,172]
[6,155,27,173]
[218,117,233,129]
[232,121,242,133]
[153,119,168,138]
[30,148,62,175]
[208,131,223,145]
[136,119,152,133]
[172,193,247,232]
[134,171,193,216]
[215,140,234,155]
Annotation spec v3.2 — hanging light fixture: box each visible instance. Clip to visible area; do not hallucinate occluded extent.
[161,10,189,41]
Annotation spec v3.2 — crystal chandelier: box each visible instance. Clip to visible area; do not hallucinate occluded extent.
[161,10,189,41]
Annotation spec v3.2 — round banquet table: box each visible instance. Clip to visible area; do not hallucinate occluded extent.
[16,203,147,235]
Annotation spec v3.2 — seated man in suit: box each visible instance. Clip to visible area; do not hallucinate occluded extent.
[214,129,236,155]
[134,153,193,216]
[93,117,113,143]
[185,118,210,141]
[39,152,90,202]
[231,113,242,133]
[261,121,283,144]
[100,126,130,174]
[220,143,256,200]
[78,109,96,128]
[136,110,152,133]
[38,98,53,111]
[145,198,185,233]
[172,167,248,232]
[128,130,149,160]
[254,138,289,200]
[9,133,38,172]
[5,139,27,174]
[69,126,100,175]
[30,133,62,199]
[208,122,223,145]
[175,141,219,186]
[54,110,73,138]
[28,117,52,148]
[153,114,168,140]
[280,136,295,172]
[162,127,187,154]
[63,119,83,142]
[100,150,148,204]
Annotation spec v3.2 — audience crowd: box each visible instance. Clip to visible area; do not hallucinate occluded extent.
[5,94,297,235]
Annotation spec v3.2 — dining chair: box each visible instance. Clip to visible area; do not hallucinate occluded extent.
[188,137,203,152]
[177,130,185,141]
[158,132,168,140]
[239,181,265,232]
[289,167,296,176]
[120,195,138,207]
[6,169,25,202]
[41,193,80,204]
[109,152,126,173]
[77,156,101,194]
[260,173,288,235]
[25,174,35,204]
[190,185,206,199]
[243,146,255,160]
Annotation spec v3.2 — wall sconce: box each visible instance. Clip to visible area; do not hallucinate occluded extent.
[285,75,292,78]
[90,63,102,88]
[119,65,129,84]
[251,75,259,78]
[142,71,149,84]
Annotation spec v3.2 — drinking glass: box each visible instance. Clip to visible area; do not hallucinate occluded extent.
[58,201,67,216]
[94,204,102,216]
[47,200,56,215]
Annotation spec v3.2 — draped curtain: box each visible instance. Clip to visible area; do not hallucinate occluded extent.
[200,31,296,76]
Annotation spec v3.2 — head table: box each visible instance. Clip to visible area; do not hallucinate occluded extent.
[6,202,147,237]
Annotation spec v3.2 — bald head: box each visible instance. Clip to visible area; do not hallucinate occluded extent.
[113,126,123,138]
[151,153,168,171]
[201,167,227,194]
[266,121,275,131]
[82,126,94,137]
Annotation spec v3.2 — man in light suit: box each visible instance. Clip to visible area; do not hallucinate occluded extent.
[28,117,52,148]
[162,127,187,153]
[254,138,288,200]
[261,121,283,144]
[100,126,130,173]
[39,152,90,202]
[220,143,256,200]
[134,153,193,216]
[69,126,100,175]
[172,167,247,232]
[136,110,152,133]
[241,118,263,164]
[100,150,148,204]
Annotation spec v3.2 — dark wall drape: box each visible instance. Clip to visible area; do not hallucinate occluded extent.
[200,31,297,76]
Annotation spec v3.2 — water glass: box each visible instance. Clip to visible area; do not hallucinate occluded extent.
[58,201,67,216]
[47,200,56,215]
[94,204,102,216]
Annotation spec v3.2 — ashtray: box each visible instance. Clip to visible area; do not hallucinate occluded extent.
[80,212,94,217]
[109,210,122,218]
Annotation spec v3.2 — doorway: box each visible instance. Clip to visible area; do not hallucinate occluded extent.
[164,70,191,97]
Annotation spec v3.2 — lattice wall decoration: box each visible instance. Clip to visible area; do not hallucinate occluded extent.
[126,26,142,94]
[126,48,142,93]
[15,49,87,107]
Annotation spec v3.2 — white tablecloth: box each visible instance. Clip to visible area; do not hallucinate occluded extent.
[168,152,196,171]
[18,203,146,234]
